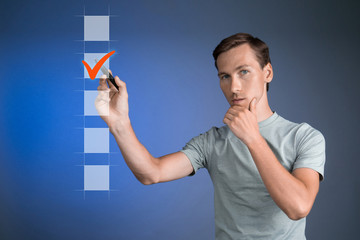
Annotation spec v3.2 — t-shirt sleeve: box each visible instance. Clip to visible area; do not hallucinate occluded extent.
[180,129,212,177]
[293,123,326,181]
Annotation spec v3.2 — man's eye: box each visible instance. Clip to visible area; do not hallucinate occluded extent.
[221,75,230,80]
[240,70,249,75]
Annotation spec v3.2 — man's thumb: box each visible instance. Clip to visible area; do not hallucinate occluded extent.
[114,76,128,96]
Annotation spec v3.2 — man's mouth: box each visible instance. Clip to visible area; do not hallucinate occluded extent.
[232,98,246,104]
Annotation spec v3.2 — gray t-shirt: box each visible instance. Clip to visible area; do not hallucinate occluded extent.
[180,111,326,240]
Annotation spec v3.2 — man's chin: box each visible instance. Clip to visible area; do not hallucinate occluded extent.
[230,102,249,108]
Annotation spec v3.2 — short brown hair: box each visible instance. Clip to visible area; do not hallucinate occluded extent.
[213,33,271,92]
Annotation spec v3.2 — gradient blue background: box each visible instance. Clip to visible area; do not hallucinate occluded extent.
[1,0,359,239]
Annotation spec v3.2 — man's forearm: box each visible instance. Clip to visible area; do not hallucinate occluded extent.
[247,137,311,220]
[110,119,159,185]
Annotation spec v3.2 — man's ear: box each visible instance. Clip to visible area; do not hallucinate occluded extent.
[264,63,273,83]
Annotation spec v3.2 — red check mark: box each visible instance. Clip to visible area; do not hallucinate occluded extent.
[82,50,115,80]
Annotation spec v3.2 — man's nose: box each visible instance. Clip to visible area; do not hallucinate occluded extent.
[230,77,242,93]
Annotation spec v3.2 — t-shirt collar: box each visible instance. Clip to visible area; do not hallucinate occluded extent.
[258,111,279,128]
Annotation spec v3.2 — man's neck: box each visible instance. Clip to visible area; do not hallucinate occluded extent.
[256,101,274,123]
[254,90,273,123]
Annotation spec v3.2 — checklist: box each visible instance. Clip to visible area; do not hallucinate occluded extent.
[80,10,113,195]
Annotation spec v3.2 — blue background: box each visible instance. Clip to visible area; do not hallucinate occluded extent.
[1,0,359,239]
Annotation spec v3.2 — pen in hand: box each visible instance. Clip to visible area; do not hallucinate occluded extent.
[94,58,119,90]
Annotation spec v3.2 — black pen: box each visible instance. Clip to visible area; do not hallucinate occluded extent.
[94,58,119,90]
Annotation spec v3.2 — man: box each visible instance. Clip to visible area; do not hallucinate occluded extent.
[95,33,326,239]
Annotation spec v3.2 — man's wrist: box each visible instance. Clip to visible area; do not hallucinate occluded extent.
[246,134,265,150]
[109,118,132,137]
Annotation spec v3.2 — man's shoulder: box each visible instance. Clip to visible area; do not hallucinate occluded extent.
[190,125,236,144]
[273,114,325,143]
[199,125,229,139]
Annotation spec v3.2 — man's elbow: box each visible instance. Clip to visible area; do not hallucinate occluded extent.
[285,200,312,221]
[135,162,160,185]
[286,203,312,221]
[136,175,159,185]
[287,212,307,221]
[140,179,157,185]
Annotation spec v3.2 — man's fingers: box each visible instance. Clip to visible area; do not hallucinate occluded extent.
[99,70,128,98]
[106,78,117,91]
[224,113,234,121]
[99,74,107,82]
[96,87,110,103]
[98,75,109,90]
[97,75,111,102]
[114,76,128,96]
[223,115,232,125]
[227,108,238,116]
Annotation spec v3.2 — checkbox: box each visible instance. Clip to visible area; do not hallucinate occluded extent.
[84,90,109,116]
[84,165,109,191]
[84,128,109,153]
[84,16,109,41]
[83,53,110,79]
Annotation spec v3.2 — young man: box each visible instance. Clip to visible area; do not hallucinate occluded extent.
[95,33,326,239]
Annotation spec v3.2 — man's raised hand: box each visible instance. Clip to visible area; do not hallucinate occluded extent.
[95,71,130,131]
[223,97,261,146]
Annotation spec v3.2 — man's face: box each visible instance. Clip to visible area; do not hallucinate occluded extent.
[216,44,272,109]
